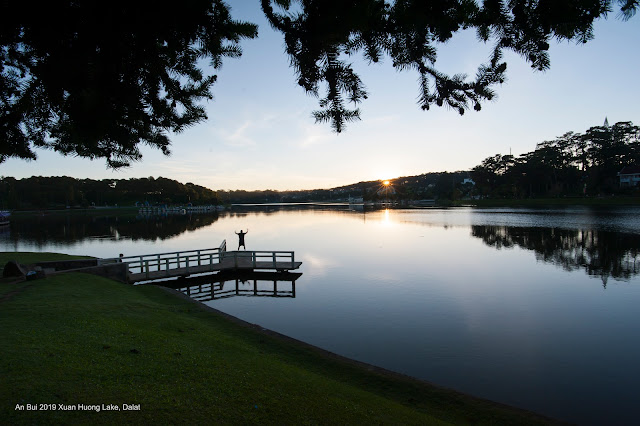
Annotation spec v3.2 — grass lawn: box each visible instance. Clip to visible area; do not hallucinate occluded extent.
[1,252,558,424]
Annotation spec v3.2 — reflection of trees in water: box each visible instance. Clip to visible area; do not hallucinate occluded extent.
[6,205,371,246]
[471,226,640,287]
[8,213,219,244]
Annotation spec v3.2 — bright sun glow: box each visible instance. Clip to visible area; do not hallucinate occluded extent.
[383,180,390,186]
[380,208,394,227]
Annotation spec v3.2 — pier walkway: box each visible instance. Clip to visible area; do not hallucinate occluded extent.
[100,240,301,283]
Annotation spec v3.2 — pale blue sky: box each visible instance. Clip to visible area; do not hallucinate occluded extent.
[1,2,639,190]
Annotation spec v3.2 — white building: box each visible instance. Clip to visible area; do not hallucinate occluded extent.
[618,166,640,187]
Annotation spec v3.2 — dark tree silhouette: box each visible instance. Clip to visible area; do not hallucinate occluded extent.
[1,1,638,167]
[262,0,638,131]
[471,120,640,198]
[1,1,257,168]
[0,176,220,209]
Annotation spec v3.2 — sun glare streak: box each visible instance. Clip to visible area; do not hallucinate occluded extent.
[375,179,395,205]
[381,208,393,226]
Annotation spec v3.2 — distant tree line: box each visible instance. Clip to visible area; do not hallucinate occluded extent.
[0,176,219,209]
[2,121,638,209]
[471,121,640,198]
[215,171,472,204]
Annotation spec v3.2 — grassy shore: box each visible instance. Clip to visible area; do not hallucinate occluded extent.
[1,252,559,425]
[0,252,93,284]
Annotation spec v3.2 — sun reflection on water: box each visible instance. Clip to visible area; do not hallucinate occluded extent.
[382,208,391,226]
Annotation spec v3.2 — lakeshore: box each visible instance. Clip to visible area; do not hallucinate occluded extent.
[457,196,640,207]
[4,193,640,220]
[1,252,558,425]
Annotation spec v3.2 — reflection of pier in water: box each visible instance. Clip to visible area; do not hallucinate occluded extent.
[161,271,302,302]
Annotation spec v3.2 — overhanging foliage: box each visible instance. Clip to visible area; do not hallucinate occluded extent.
[1,1,638,167]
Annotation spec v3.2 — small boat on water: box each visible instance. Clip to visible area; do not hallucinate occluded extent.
[0,210,10,226]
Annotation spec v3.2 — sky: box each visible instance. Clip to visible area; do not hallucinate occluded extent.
[1,2,640,191]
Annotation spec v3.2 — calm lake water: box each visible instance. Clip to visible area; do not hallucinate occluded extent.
[3,205,640,425]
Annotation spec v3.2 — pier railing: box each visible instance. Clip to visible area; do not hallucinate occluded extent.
[102,239,228,279]
[99,239,301,282]
[223,250,295,270]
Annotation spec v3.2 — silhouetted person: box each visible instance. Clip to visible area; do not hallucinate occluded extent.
[235,229,248,250]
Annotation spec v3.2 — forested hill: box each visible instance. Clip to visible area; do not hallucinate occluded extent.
[2,120,638,209]
[0,171,470,208]
[0,176,218,209]
[216,170,471,203]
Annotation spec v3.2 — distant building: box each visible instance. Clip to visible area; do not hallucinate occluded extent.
[618,166,640,187]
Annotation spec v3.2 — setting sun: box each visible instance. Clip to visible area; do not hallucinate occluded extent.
[383,180,390,186]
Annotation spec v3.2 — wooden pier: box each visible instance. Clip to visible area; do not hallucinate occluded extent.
[100,240,301,283]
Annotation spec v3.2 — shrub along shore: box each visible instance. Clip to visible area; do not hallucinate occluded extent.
[1,252,560,424]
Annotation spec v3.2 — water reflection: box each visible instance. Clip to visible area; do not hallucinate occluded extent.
[1,204,377,247]
[5,212,220,244]
[3,206,640,424]
[5,208,640,286]
[471,225,640,286]
[159,271,302,302]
